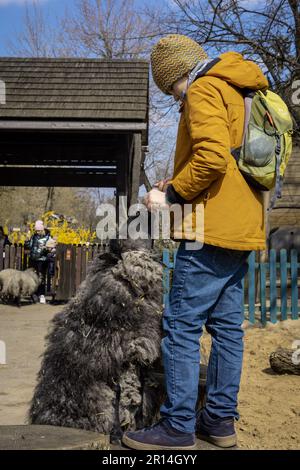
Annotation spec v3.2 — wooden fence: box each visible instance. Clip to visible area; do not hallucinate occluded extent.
[162,248,300,324]
[1,244,299,323]
[54,243,108,300]
[0,243,29,271]
[0,243,108,300]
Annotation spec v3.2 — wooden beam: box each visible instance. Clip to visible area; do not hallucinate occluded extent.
[129,133,142,206]
[0,131,126,145]
[0,120,147,131]
[0,167,117,187]
[115,143,130,229]
[0,147,119,162]
[127,134,134,204]
[0,158,118,166]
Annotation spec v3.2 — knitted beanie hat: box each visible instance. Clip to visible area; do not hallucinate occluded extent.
[150,34,208,95]
[35,220,44,231]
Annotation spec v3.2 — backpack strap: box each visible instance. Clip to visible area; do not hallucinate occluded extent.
[230,89,255,162]
[267,134,283,212]
[242,93,254,144]
[189,57,221,86]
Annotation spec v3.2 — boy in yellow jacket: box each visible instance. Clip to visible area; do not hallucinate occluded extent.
[123,34,268,450]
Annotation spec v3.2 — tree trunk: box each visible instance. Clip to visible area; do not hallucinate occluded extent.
[45,187,55,212]
[269,348,300,375]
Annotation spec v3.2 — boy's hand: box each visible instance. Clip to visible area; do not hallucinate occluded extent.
[153,178,172,192]
[144,188,170,212]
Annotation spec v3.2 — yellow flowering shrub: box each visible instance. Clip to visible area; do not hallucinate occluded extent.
[9,230,28,245]
[9,212,96,245]
[42,212,96,245]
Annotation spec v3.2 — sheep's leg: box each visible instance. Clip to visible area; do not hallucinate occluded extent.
[31,294,39,304]
[110,382,123,445]
[126,336,160,366]
[134,368,144,429]
[140,370,165,427]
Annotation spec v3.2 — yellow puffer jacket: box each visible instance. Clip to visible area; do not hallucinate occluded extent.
[170,51,269,251]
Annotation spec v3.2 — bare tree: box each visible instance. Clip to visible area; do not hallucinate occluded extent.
[164,0,299,137]
[58,0,161,58]
[7,1,64,57]
[45,187,55,212]
[143,84,179,188]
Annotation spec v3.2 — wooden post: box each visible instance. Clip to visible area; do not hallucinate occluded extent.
[116,138,129,231]
[75,245,82,291]
[269,249,277,323]
[291,249,299,320]
[129,133,142,206]
[260,260,267,324]
[16,245,22,271]
[81,245,87,283]
[280,249,288,321]
[4,245,10,269]
[0,242,4,271]
[70,245,77,297]
[23,248,29,270]
[9,245,15,269]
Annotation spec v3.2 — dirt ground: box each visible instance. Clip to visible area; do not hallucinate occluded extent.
[0,303,299,450]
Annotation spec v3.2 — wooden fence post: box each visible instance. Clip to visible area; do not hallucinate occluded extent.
[4,245,10,269]
[0,242,4,270]
[269,249,277,323]
[260,260,267,324]
[248,251,256,323]
[291,249,299,320]
[280,249,288,321]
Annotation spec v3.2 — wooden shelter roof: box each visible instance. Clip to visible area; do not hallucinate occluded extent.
[0,58,148,194]
[0,57,149,123]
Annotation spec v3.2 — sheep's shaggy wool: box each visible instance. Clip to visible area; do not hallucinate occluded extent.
[29,238,165,438]
[0,268,40,306]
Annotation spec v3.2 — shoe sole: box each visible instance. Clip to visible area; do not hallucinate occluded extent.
[122,434,198,451]
[197,433,237,448]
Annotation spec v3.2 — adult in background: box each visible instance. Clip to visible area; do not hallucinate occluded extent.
[25,220,51,304]
[0,226,11,262]
[0,226,11,248]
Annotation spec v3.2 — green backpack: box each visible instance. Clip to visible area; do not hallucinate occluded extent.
[231,89,293,211]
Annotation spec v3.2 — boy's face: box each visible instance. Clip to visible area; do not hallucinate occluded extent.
[171,76,188,101]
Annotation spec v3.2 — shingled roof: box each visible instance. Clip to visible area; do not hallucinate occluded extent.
[0,57,149,122]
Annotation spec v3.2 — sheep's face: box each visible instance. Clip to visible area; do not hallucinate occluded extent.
[82,241,163,326]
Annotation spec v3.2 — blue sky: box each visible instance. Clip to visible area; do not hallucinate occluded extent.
[0,0,69,56]
[0,0,161,57]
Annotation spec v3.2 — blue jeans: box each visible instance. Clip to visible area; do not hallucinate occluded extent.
[160,241,251,433]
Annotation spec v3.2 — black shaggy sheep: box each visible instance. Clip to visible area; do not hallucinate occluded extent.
[29,236,165,441]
